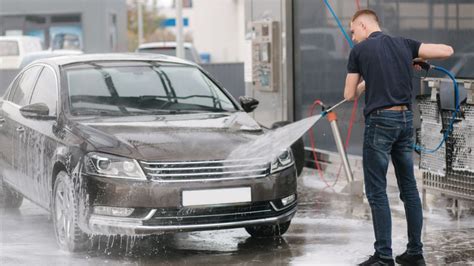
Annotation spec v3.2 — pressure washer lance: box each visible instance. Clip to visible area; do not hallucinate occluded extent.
[323,98,348,115]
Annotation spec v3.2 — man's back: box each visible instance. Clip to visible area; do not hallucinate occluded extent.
[347,31,420,116]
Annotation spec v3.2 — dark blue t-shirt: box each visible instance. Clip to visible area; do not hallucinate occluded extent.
[347,31,421,117]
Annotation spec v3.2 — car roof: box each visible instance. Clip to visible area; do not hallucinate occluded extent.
[32,53,198,67]
[19,50,84,69]
[137,42,194,49]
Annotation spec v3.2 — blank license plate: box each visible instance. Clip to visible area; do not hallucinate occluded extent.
[182,187,251,207]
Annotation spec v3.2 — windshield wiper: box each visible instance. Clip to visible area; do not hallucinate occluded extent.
[138,95,218,101]
[70,108,126,116]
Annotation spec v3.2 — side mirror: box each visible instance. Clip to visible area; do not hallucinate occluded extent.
[20,103,55,120]
[239,96,259,113]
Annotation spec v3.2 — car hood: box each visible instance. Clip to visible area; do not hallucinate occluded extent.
[71,112,264,161]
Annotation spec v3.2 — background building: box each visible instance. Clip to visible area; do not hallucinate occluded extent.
[158,0,246,63]
[0,0,128,53]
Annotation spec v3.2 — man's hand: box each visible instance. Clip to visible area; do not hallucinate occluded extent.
[413,58,430,71]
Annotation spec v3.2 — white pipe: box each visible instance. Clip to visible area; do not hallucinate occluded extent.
[176,0,184,59]
[137,0,144,45]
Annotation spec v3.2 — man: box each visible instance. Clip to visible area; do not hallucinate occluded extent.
[343,9,454,266]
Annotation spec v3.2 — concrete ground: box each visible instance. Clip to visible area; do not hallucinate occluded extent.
[1,168,473,265]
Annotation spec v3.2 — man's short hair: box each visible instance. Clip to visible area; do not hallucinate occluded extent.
[351,9,379,23]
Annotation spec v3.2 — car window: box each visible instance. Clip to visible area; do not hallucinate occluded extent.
[163,66,232,107]
[30,67,58,115]
[10,66,42,106]
[5,73,23,100]
[67,66,168,98]
[65,63,237,116]
[0,41,19,56]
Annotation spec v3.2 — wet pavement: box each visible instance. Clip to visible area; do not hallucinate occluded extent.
[1,168,473,265]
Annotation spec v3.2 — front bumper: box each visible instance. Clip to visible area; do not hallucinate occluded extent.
[80,165,297,235]
[88,201,297,235]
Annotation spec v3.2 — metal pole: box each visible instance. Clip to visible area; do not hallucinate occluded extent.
[327,112,354,183]
[176,0,184,59]
[137,0,144,45]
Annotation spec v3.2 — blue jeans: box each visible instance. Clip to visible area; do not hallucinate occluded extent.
[363,110,423,259]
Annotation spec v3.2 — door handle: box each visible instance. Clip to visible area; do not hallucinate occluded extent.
[0,118,5,123]
[16,126,25,133]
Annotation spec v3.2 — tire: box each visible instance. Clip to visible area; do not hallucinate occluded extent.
[52,171,91,252]
[271,121,305,176]
[245,220,291,238]
[0,177,23,209]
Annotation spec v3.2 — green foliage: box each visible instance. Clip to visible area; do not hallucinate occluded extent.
[127,0,168,51]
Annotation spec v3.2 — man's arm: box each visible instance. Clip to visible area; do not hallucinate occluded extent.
[344,73,361,101]
[418,43,454,59]
[356,80,365,97]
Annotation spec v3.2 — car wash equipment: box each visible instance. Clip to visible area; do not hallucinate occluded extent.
[417,76,474,209]
[412,61,460,153]
[313,99,363,197]
[325,110,353,184]
[328,110,363,196]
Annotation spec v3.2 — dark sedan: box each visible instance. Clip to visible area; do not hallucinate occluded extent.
[0,54,298,252]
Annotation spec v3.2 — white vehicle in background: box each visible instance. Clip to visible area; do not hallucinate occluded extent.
[0,36,43,69]
[136,42,201,63]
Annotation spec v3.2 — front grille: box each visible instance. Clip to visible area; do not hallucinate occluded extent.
[142,201,295,226]
[140,158,270,181]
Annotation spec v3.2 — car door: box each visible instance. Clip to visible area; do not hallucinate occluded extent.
[25,66,59,207]
[0,74,22,185]
[2,65,42,196]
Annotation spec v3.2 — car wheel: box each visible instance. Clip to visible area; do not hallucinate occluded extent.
[0,177,23,209]
[52,171,91,252]
[271,121,305,176]
[245,220,291,238]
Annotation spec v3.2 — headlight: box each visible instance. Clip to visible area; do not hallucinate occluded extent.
[84,152,146,180]
[270,148,294,174]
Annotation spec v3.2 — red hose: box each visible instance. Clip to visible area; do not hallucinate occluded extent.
[309,0,361,189]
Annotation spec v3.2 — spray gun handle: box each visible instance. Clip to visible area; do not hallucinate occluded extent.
[413,60,432,71]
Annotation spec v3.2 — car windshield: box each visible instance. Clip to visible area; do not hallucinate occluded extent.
[64,62,237,116]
